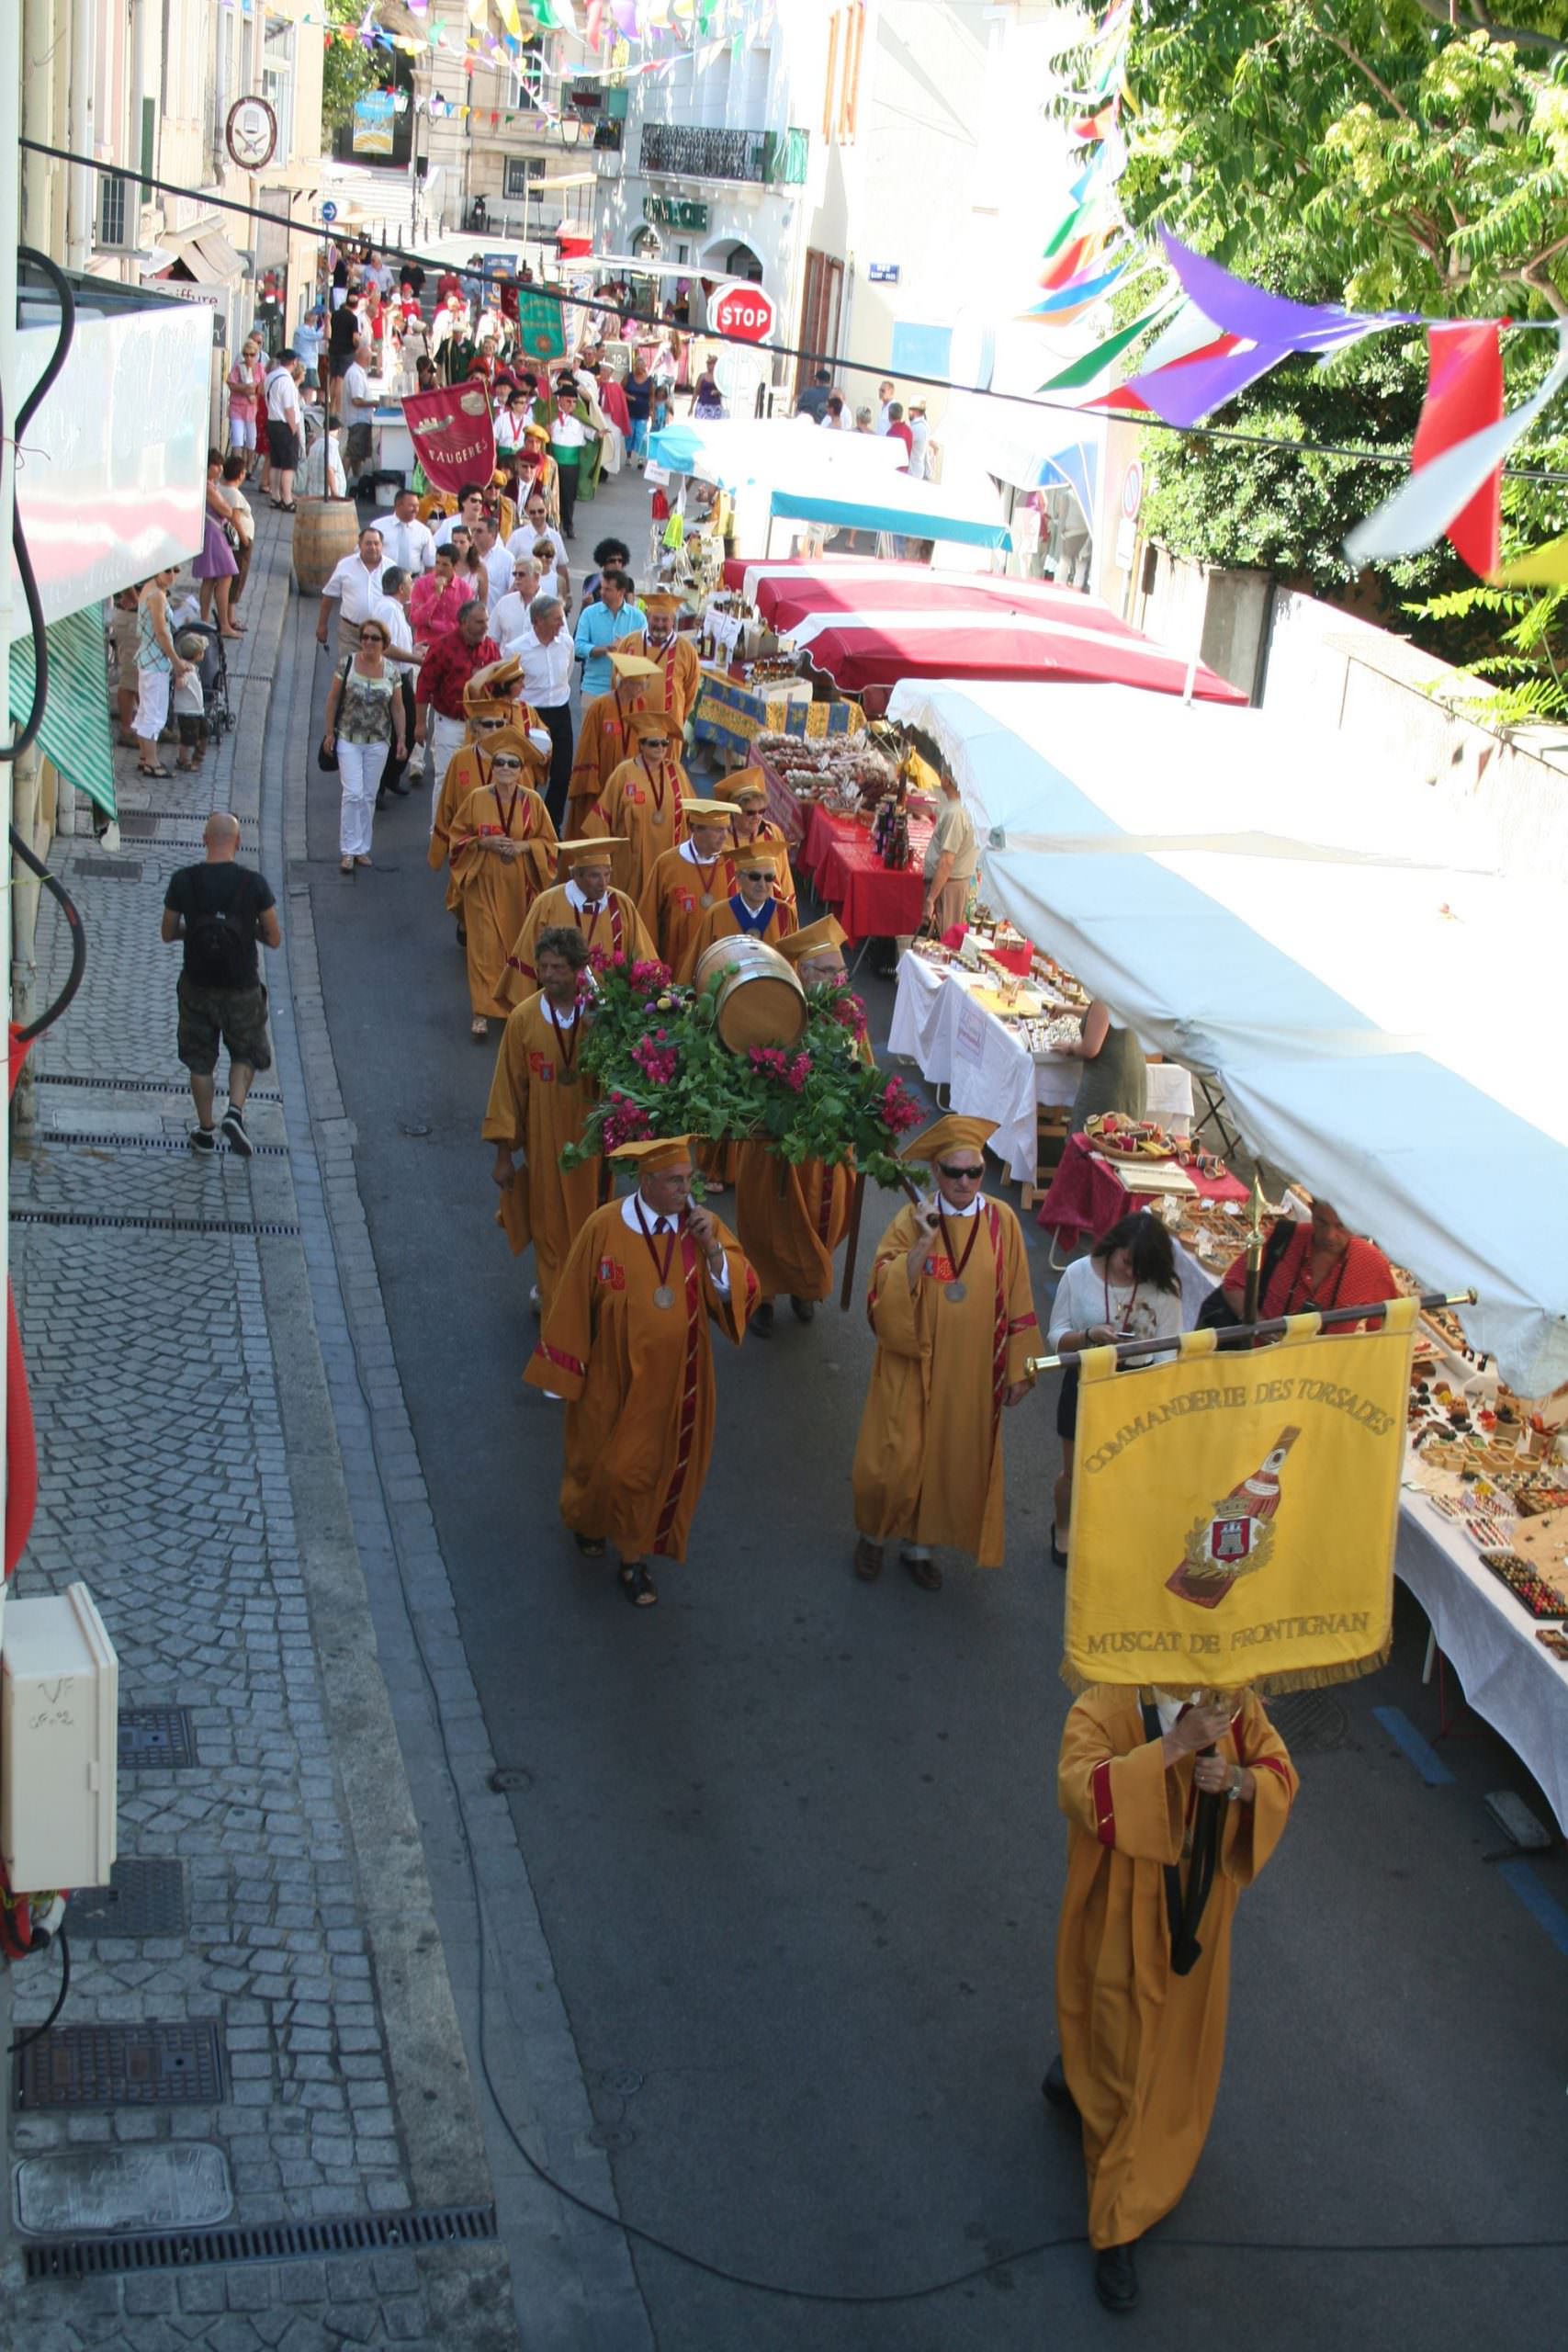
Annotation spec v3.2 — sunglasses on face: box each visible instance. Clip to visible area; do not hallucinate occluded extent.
[490,755,524,771]
[936,1162,983,1181]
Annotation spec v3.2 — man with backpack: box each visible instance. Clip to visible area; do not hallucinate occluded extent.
[161,812,281,1155]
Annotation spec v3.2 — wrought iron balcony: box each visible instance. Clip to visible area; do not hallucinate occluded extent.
[639,122,808,187]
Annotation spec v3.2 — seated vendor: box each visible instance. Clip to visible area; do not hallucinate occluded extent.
[1219,1195,1394,1332]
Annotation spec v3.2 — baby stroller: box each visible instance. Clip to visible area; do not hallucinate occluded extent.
[175,620,235,740]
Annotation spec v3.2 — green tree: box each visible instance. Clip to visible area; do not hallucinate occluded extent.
[321,0,381,137]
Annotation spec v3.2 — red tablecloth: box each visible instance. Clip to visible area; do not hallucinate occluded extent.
[1036,1132,1248,1242]
[799,806,932,944]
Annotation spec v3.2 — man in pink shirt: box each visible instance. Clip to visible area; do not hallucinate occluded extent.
[410,548,468,647]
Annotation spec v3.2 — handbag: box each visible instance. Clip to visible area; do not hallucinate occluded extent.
[316,658,350,772]
[1195,1213,1293,1341]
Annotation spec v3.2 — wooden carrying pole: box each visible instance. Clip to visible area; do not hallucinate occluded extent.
[1024,1287,1477,1376]
[839,1170,926,1311]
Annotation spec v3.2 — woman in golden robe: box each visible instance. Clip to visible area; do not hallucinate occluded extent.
[448,728,558,1038]
[586,709,694,900]
[426,657,540,900]
[483,926,602,1315]
[564,650,658,837]
[525,1136,756,1606]
[851,1115,1037,1584]
[719,771,797,912]
[1051,1687,1296,2312]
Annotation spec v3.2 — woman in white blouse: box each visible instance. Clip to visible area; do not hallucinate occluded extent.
[1046,1212,1187,1566]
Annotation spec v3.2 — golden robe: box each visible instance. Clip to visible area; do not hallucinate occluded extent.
[637,844,732,977]
[733,1148,855,1304]
[501,884,656,1006]
[525,1200,757,1560]
[566,684,649,838]
[677,895,797,986]
[449,783,558,1019]
[481,992,603,1310]
[851,1195,1037,1566]
[622,631,702,726]
[1055,1687,1296,2249]
[427,706,544,888]
[587,752,694,901]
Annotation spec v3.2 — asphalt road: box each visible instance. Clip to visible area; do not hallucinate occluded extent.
[298,468,1567,2349]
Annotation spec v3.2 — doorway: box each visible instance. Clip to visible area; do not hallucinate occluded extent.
[796,249,843,396]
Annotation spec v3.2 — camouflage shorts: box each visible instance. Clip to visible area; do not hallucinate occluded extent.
[176,975,272,1078]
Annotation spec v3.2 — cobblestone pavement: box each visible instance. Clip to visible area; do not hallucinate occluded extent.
[3,511,517,2349]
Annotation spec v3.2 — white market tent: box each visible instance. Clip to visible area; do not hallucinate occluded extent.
[648,416,1014,552]
[886,678,1568,1397]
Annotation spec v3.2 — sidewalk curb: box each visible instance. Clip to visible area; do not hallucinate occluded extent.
[260,531,654,2351]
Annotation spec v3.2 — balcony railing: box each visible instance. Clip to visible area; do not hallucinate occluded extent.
[639,122,808,187]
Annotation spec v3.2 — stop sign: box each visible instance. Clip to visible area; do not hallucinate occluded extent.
[711,281,776,344]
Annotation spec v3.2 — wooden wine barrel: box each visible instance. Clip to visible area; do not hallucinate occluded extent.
[292,498,360,596]
[693,934,807,1051]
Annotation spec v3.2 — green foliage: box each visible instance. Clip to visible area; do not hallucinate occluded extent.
[321,1,381,136]
[558,952,927,1192]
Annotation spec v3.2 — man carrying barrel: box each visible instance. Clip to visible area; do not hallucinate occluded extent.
[677,842,796,982]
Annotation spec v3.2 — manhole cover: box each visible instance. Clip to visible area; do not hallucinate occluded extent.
[16,2143,232,2237]
[68,1860,188,1940]
[15,2021,226,2111]
[1266,1690,1348,1753]
[489,1767,533,1794]
[118,1707,198,1770]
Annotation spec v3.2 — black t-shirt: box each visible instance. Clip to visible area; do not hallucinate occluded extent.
[329,305,360,368]
[164,862,276,989]
[797,383,831,423]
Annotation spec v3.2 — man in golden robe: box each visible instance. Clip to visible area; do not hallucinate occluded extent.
[586,708,694,901]
[427,658,542,905]
[449,728,558,1039]
[732,917,860,1339]
[502,837,655,1002]
[677,842,797,983]
[525,1136,756,1607]
[637,798,735,975]
[851,1114,1036,1588]
[484,924,601,1314]
[719,771,797,912]
[1050,1688,1296,2312]
[621,588,702,728]
[564,648,658,838]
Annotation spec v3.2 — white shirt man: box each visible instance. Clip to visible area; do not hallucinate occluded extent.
[507,611,573,709]
[342,356,376,431]
[490,576,542,650]
[319,540,389,656]
[370,587,414,661]
[433,497,486,551]
[265,362,301,429]
[472,528,513,605]
[508,517,569,571]
[375,501,436,575]
[908,410,931,482]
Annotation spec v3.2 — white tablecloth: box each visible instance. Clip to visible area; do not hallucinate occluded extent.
[889,954,1194,1185]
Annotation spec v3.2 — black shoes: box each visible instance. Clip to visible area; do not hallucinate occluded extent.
[750,1300,775,1339]
[1095,2243,1139,2313]
[221,1105,253,1158]
[789,1295,816,1323]
[1041,2053,1077,2115]
[189,1125,217,1154]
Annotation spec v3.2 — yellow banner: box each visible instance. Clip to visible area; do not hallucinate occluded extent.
[1065,1303,1416,1693]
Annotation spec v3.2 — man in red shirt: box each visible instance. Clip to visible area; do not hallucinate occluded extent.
[414,600,500,820]
[886,401,915,469]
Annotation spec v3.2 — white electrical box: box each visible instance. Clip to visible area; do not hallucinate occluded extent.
[1,1583,118,1894]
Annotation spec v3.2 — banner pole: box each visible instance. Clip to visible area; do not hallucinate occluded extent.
[1024,1287,1476,1375]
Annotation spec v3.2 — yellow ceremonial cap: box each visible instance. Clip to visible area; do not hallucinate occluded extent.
[557,835,626,863]
[900,1114,997,1166]
[467,655,522,698]
[718,769,768,807]
[682,798,734,822]
[642,589,684,617]
[610,1136,696,1172]
[609,649,660,681]
[521,421,550,443]
[728,828,787,860]
[627,707,676,740]
[776,914,848,965]
[481,723,548,773]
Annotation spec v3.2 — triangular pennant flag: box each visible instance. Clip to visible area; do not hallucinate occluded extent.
[1040,233,1100,293]
[1346,334,1568,567]
[1411,322,1504,577]
[1036,304,1174,392]
[1158,228,1415,354]
[1085,329,1245,417]
[1042,204,1089,264]
[1028,260,1125,318]
[1490,534,1568,588]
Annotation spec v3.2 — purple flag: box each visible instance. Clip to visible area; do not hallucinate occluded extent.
[1125,340,1288,428]
[611,0,640,32]
[1158,229,1416,354]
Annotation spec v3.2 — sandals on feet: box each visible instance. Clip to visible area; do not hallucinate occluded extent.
[853,1537,884,1582]
[573,1533,606,1558]
[619,1562,658,1608]
[138,763,173,779]
[470,1015,489,1041]
[902,1552,942,1591]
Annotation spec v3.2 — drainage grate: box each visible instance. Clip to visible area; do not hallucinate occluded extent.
[23,2201,499,2281]
[39,1131,289,1159]
[15,2022,225,2112]
[132,809,257,827]
[35,1076,282,1101]
[118,1706,198,1770]
[1266,1690,1349,1754]
[69,859,143,881]
[12,1211,300,1238]
[68,1861,188,1940]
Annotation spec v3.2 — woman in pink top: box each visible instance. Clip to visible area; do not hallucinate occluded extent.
[227,338,266,482]
[410,547,468,646]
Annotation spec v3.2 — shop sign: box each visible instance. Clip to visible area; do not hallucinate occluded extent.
[225,96,277,172]
[644,196,710,232]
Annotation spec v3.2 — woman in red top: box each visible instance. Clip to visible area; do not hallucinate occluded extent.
[1221,1197,1394,1332]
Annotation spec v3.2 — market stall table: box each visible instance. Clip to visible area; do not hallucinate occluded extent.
[1038,1127,1247,1247]
[691,665,863,766]
[798,805,931,946]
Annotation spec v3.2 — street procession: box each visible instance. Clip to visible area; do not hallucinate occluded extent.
[5,1,1568,2346]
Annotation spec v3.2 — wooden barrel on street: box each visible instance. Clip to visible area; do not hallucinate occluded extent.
[693,934,807,1051]
[292,498,358,596]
